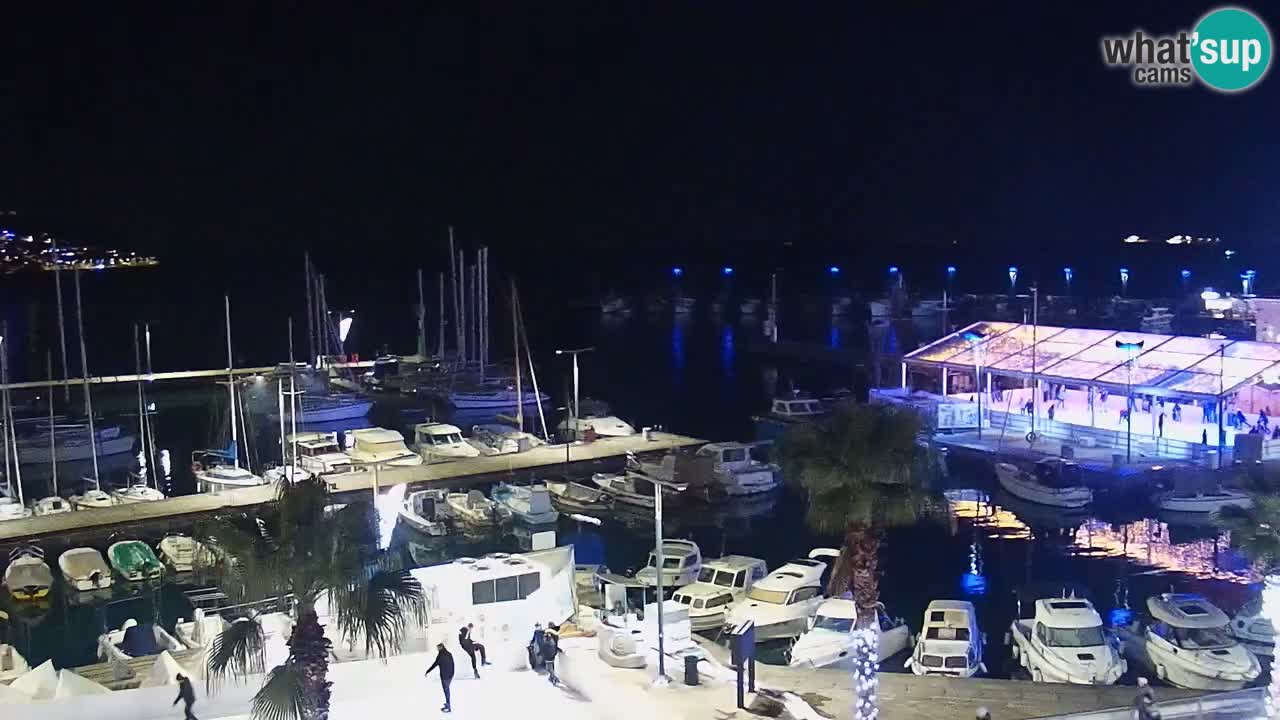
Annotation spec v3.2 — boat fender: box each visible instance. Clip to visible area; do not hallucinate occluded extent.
[1004,631,1012,646]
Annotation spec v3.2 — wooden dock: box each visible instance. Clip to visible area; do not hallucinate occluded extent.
[70,649,204,691]
[0,432,704,546]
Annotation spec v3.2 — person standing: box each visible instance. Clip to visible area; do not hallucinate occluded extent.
[1158,413,1164,438]
[529,622,546,670]
[425,642,456,713]
[543,623,562,686]
[458,623,490,678]
[173,673,197,720]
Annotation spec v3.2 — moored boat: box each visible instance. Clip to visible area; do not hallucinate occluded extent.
[112,482,166,504]
[792,598,911,670]
[30,496,72,516]
[58,547,113,592]
[1117,593,1260,691]
[1155,488,1253,514]
[97,619,186,663]
[107,540,165,582]
[446,490,511,527]
[995,460,1092,509]
[3,546,53,601]
[399,489,450,536]
[491,483,559,525]
[157,534,214,573]
[346,427,423,467]
[0,497,32,521]
[545,480,613,513]
[905,600,985,677]
[71,487,116,509]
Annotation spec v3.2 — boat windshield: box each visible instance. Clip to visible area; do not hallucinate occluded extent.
[1172,626,1235,650]
[812,614,854,633]
[746,587,788,605]
[697,568,737,587]
[430,432,463,445]
[1043,625,1106,647]
[648,554,683,570]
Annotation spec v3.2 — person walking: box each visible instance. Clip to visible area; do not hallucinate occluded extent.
[1134,677,1158,720]
[173,673,197,720]
[543,623,562,686]
[1158,413,1164,437]
[425,642,456,713]
[458,623,490,678]
[529,622,546,670]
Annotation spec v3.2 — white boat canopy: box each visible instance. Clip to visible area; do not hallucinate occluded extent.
[1147,593,1231,629]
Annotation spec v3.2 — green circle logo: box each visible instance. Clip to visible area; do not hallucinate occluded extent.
[1192,6,1272,92]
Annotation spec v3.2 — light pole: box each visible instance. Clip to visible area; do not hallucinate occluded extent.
[1008,266,1018,293]
[1116,340,1144,462]
[962,331,985,439]
[555,347,594,439]
[632,458,686,686]
[1063,267,1073,294]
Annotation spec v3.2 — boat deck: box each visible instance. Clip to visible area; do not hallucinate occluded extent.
[0,432,704,546]
[70,648,204,691]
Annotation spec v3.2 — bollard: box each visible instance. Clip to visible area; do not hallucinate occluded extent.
[684,654,700,686]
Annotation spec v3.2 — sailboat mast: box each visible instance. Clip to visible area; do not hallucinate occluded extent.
[480,247,489,376]
[47,351,57,495]
[134,323,149,488]
[74,271,100,489]
[458,252,468,366]
[53,240,71,402]
[144,323,156,488]
[3,353,21,507]
[225,295,239,469]
[417,269,427,358]
[515,290,550,440]
[437,272,446,359]
[304,252,316,366]
[288,317,298,472]
[513,281,523,430]
[0,330,13,502]
[449,227,461,364]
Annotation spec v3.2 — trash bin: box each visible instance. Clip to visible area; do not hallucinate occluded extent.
[684,655,700,686]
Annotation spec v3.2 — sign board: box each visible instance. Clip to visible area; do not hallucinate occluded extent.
[937,402,980,430]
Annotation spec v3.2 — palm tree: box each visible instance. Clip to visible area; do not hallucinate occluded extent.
[200,476,425,720]
[776,402,946,720]
[1215,497,1280,716]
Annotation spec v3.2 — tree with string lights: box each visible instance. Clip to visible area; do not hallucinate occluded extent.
[776,403,948,720]
[1215,498,1280,717]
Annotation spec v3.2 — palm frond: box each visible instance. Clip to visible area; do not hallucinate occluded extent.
[250,662,310,720]
[330,564,426,658]
[206,616,266,692]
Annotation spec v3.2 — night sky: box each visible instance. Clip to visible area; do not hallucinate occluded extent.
[1,2,1277,363]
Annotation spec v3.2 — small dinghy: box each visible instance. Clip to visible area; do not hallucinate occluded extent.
[97,619,186,663]
[58,547,113,592]
[112,482,166,504]
[445,490,511,527]
[399,489,450,536]
[546,480,614,513]
[71,488,115,509]
[491,483,559,524]
[3,546,54,601]
[156,534,213,573]
[1155,488,1253,514]
[108,540,165,582]
[996,459,1092,509]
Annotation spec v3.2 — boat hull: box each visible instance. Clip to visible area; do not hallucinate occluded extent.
[18,434,136,463]
[273,400,373,423]
[449,391,550,410]
[1157,494,1253,514]
[996,464,1091,509]
[398,508,448,536]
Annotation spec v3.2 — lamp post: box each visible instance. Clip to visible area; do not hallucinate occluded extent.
[632,459,687,686]
[1008,266,1018,292]
[555,347,594,439]
[1119,268,1129,297]
[1063,267,1073,294]
[1116,340,1145,462]
[962,331,985,439]
[889,265,901,289]
[1180,269,1191,295]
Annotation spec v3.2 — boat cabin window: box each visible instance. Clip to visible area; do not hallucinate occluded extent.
[734,570,748,588]
[720,447,748,463]
[926,626,971,642]
[1035,622,1105,647]
[772,401,788,414]
[471,572,541,605]
[813,614,854,633]
[650,554,684,570]
[699,568,738,587]
[1153,622,1235,650]
[426,431,463,445]
[705,594,734,608]
[746,587,789,605]
[788,587,819,605]
[674,594,692,605]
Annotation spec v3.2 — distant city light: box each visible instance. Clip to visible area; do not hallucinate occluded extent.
[722,266,733,276]
[1181,269,1191,279]
[829,266,840,275]
[888,265,899,274]
[1166,235,1185,245]
[671,266,683,277]
[1225,249,1237,257]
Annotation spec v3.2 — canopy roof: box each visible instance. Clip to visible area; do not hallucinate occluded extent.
[905,321,1280,399]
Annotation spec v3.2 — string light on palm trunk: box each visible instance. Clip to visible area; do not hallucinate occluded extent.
[851,626,880,720]
[1264,572,1280,717]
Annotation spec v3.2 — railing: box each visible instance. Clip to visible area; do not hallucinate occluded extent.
[989,409,1221,464]
[1033,687,1264,720]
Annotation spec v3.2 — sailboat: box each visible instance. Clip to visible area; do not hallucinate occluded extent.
[114,325,166,504]
[0,333,30,520]
[29,353,71,514]
[67,270,115,508]
[196,298,266,492]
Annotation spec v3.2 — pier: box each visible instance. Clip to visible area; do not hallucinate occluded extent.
[0,432,704,547]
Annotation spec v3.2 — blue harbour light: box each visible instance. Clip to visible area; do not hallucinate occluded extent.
[722,266,733,276]
[888,265,899,274]
[829,265,840,275]
[671,266,683,277]
[946,265,957,275]
[1063,267,1073,282]
[1007,266,1018,289]
[1181,269,1191,279]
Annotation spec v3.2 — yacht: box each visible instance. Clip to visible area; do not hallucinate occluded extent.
[995,459,1092,509]
[591,472,657,508]
[287,431,358,478]
[271,393,372,423]
[724,549,841,641]
[1229,598,1275,657]
[112,481,166,504]
[448,384,549,410]
[0,496,32,521]
[97,619,186,664]
[634,540,702,589]
[107,540,165,582]
[157,534,214,573]
[671,556,768,631]
[16,422,135,463]
[695,442,779,496]
[445,490,511,527]
[346,428,423,467]
[491,483,559,524]
[558,415,637,439]
[1155,488,1253,514]
[1008,595,1125,684]
[399,489,451,536]
[905,600,985,677]
[759,395,826,425]
[30,496,72,516]
[791,598,911,670]
[58,547,113,592]
[545,480,613,513]
[1140,306,1175,333]
[467,423,546,456]
[1117,593,1260,691]
[71,488,116,509]
[3,546,53,601]
[193,450,268,492]
[413,422,480,463]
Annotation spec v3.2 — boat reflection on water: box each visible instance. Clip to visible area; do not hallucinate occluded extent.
[1071,518,1256,584]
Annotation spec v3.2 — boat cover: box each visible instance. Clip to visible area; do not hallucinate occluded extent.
[120,624,163,656]
[110,542,162,575]
[1147,593,1231,628]
[5,559,53,591]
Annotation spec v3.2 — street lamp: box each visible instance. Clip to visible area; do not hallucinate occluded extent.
[1007,266,1018,292]
[962,331,985,439]
[1063,267,1073,293]
[1119,268,1129,296]
[555,347,595,439]
[1181,269,1191,295]
[888,265,901,288]
[1115,340,1144,462]
[629,455,687,685]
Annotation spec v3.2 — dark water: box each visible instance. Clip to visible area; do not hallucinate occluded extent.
[2,305,1266,685]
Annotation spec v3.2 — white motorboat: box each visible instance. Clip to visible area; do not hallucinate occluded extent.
[1155,488,1253,514]
[413,423,480,463]
[112,482,166,504]
[905,600,986,677]
[995,460,1092,509]
[0,643,29,683]
[696,442,779,496]
[1117,593,1260,691]
[491,483,559,525]
[31,496,72,516]
[558,415,637,439]
[724,549,841,641]
[445,490,511,527]
[194,449,269,492]
[467,423,546,456]
[97,619,186,663]
[1140,306,1175,333]
[760,395,826,425]
[791,598,911,670]
[0,497,32,521]
[1009,595,1126,684]
[157,534,214,573]
[4,546,53,602]
[635,539,702,589]
[449,386,549,410]
[58,547,113,592]
[71,488,116,509]
[589,471,681,509]
[546,480,614,513]
[1229,598,1275,657]
[399,489,450,536]
[672,556,768,631]
[288,431,358,478]
[345,428,423,467]
[271,393,372,423]
[16,423,135,463]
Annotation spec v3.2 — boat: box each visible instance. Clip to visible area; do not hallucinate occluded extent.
[467,423,547,456]
[740,298,762,315]
[791,598,911,670]
[558,415,637,439]
[695,442,779,496]
[399,489,451,536]
[448,386,550,410]
[671,556,768,631]
[995,459,1092,509]
[905,600,986,677]
[1008,594,1126,684]
[112,481,166,504]
[413,422,481,463]
[58,547,113,592]
[491,483,559,525]
[635,539,702,589]
[286,431,358,478]
[107,540,165,582]
[600,295,631,314]
[446,490,511,527]
[71,488,115,509]
[271,393,372,423]
[174,607,233,651]
[97,619,186,663]
[0,643,29,683]
[724,549,841,641]
[1155,488,1253,514]
[1117,593,1260,691]
[1229,598,1275,657]
[30,496,72,516]
[0,497,32,521]
[591,471,680,509]
[758,394,826,425]
[193,449,268,492]
[545,480,613,513]
[3,546,53,601]
[345,427,423,467]
[157,534,214,573]
[1140,306,1175,333]
[15,423,135,463]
